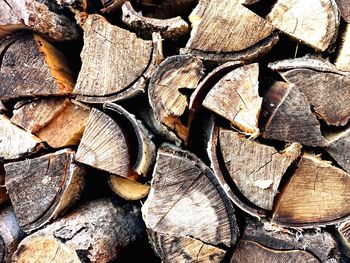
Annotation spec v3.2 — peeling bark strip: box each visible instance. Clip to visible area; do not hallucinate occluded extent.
[203,63,262,134]
[181,0,278,63]
[122,1,189,40]
[0,33,75,99]
[142,144,238,260]
[148,55,204,143]
[266,0,339,51]
[0,0,80,41]
[11,98,90,148]
[0,115,43,161]
[12,198,144,263]
[109,175,150,201]
[262,81,326,147]
[219,128,301,211]
[273,153,350,227]
[74,14,163,103]
[5,149,85,233]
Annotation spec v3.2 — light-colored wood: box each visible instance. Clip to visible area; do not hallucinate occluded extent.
[109,175,150,201]
[273,153,350,227]
[122,1,189,40]
[11,98,90,148]
[219,128,301,210]
[181,0,278,62]
[5,149,85,233]
[336,24,350,72]
[148,55,204,143]
[12,198,144,263]
[0,115,43,161]
[0,34,75,99]
[266,0,339,51]
[203,63,262,134]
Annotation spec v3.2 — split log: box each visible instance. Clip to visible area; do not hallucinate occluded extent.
[0,33,75,99]
[336,24,350,72]
[0,115,43,161]
[0,164,8,205]
[4,149,85,233]
[219,128,301,210]
[181,0,279,63]
[325,126,350,173]
[266,0,339,51]
[273,153,350,227]
[142,144,239,260]
[0,207,24,263]
[109,175,150,201]
[148,55,204,143]
[0,0,80,41]
[335,0,350,23]
[270,58,350,126]
[11,98,90,148]
[12,198,144,263]
[337,218,350,258]
[122,1,189,40]
[202,63,262,134]
[262,81,326,147]
[73,14,163,103]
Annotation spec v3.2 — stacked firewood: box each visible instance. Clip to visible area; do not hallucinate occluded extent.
[1,0,350,262]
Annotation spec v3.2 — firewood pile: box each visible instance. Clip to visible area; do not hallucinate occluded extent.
[1,0,350,262]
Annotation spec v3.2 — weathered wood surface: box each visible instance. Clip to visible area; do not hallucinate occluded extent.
[0,207,24,263]
[109,175,150,201]
[0,0,80,41]
[266,0,339,51]
[122,1,189,40]
[12,198,144,263]
[148,55,204,143]
[203,63,262,134]
[11,98,90,148]
[74,14,163,103]
[219,128,301,210]
[335,0,350,23]
[181,0,278,63]
[5,149,85,233]
[338,218,350,258]
[0,34,75,99]
[262,81,326,147]
[336,24,350,72]
[0,164,8,205]
[273,153,350,227]
[0,115,43,160]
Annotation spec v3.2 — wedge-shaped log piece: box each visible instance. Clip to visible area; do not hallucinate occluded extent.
[270,59,350,126]
[148,55,204,143]
[203,63,262,134]
[142,144,238,258]
[231,240,319,263]
[0,207,24,263]
[0,0,80,41]
[122,1,189,40]
[149,231,226,263]
[219,128,301,210]
[325,127,350,173]
[0,115,43,160]
[0,34,75,99]
[109,175,150,201]
[262,81,326,147]
[273,153,350,227]
[336,24,350,72]
[181,0,278,63]
[12,198,144,263]
[0,164,8,205]
[266,0,339,51]
[11,98,90,148]
[74,14,163,103]
[5,149,85,233]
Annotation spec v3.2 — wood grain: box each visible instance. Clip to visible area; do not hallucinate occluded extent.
[336,24,350,72]
[109,175,150,201]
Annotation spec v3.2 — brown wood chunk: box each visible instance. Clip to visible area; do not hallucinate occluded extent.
[203,63,262,134]
[262,81,326,147]
[74,14,163,103]
[0,34,75,99]
[181,0,278,63]
[0,115,43,161]
[148,55,204,143]
[219,128,301,210]
[335,0,350,23]
[11,98,90,148]
[231,240,319,263]
[273,153,350,227]
[5,149,85,233]
[0,164,8,205]
[266,0,339,51]
[142,144,238,249]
